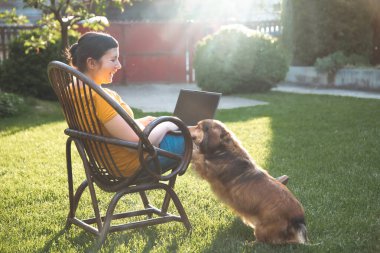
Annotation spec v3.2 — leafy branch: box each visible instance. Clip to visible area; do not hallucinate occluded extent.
[1,0,132,54]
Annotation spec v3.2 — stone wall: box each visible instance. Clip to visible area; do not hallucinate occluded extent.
[285,66,380,90]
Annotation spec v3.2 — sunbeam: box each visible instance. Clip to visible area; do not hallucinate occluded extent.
[180,0,280,22]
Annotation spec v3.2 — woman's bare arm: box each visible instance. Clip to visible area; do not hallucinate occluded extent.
[104,115,178,146]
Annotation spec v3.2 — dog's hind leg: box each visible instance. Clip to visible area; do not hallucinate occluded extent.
[254,221,289,244]
[253,224,275,244]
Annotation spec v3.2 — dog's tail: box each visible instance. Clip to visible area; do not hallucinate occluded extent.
[290,217,308,244]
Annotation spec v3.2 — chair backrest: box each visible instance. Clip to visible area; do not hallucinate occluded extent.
[47,61,156,191]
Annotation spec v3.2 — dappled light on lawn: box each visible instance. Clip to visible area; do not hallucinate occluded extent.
[227,117,273,168]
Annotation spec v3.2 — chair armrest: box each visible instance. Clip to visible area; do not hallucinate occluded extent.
[139,116,193,181]
[64,117,193,182]
[64,129,139,150]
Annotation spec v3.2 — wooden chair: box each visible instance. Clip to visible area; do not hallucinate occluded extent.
[47,61,192,246]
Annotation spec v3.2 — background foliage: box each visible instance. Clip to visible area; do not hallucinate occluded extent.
[0,32,64,100]
[194,25,289,94]
[0,92,24,118]
[282,0,374,66]
[314,51,369,82]
[0,1,135,101]
[19,0,132,52]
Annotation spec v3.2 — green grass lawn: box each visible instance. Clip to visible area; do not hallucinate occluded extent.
[0,92,379,253]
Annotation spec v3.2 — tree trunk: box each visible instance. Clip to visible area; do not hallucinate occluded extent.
[371,13,380,65]
[61,24,69,54]
[369,0,380,65]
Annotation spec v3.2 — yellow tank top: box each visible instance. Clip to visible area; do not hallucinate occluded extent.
[70,85,141,177]
[94,88,141,177]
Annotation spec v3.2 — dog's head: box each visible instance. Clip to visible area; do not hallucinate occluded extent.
[189,119,231,154]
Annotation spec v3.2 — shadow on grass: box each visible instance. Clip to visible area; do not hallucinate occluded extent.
[37,227,69,253]
[39,223,186,252]
[203,218,309,253]
[201,218,252,253]
[0,100,64,137]
[100,228,160,253]
[98,225,187,252]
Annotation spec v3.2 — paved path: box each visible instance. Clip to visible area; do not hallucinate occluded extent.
[274,83,380,100]
[110,83,380,113]
[110,83,267,113]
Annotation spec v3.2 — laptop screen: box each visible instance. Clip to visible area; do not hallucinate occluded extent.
[173,89,221,126]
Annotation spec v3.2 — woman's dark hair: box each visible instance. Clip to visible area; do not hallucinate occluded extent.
[66,32,119,72]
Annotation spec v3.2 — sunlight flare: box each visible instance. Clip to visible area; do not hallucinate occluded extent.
[181,0,280,22]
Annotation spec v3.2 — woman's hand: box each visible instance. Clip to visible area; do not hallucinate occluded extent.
[136,116,156,128]
[104,115,177,146]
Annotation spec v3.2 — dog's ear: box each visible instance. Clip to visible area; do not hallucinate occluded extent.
[199,124,222,154]
[220,127,231,144]
[199,137,208,154]
[199,124,210,153]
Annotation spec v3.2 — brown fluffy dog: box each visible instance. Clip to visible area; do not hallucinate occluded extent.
[189,119,308,244]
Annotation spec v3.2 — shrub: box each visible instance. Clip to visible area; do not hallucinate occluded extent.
[0,92,24,118]
[315,51,369,73]
[194,25,289,94]
[0,31,64,100]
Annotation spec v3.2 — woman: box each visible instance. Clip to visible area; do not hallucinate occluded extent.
[66,31,183,177]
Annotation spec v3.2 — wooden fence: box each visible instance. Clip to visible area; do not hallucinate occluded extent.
[105,20,282,83]
[1,21,282,83]
[0,24,37,62]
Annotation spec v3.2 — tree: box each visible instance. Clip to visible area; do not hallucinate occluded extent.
[0,8,29,24]
[282,0,374,66]
[0,1,132,99]
[369,0,380,64]
[7,0,133,53]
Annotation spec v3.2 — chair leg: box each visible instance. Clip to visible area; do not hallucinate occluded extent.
[160,183,192,231]
[94,182,192,247]
[71,180,88,216]
[75,139,104,232]
[86,177,104,232]
[139,191,153,218]
[139,191,150,207]
[66,180,88,228]
[66,138,89,228]
[98,190,126,246]
[66,138,75,228]
[161,177,177,214]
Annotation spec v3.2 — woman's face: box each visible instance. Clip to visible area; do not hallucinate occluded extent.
[87,47,121,85]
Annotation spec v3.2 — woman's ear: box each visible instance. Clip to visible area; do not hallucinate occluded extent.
[199,133,208,154]
[86,57,97,70]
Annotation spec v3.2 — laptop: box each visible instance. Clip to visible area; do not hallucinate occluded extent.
[173,89,221,126]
